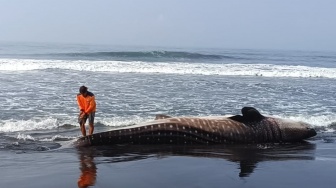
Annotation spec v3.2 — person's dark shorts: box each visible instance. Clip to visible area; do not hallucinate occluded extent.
[78,112,95,125]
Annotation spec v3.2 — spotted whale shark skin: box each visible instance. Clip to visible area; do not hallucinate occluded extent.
[74,114,317,147]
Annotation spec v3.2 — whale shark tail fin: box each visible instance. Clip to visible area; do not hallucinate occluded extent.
[229,107,265,123]
[155,114,172,120]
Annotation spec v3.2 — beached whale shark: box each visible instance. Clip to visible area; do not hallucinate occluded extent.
[74,107,317,147]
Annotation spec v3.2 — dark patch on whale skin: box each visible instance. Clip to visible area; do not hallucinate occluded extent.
[74,107,317,147]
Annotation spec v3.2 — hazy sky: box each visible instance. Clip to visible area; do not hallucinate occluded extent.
[0,0,335,51]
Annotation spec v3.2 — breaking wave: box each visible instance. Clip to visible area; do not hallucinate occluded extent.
[1,58,336,78]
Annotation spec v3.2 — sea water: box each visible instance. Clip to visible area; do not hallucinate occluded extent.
[0,42,335,188]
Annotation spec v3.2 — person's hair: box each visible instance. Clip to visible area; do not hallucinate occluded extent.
[79,86,88,94]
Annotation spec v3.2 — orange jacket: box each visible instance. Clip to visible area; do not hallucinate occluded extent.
[77,91,96,114]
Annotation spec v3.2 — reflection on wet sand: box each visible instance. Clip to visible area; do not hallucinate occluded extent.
[76,142,316,180]
[77,148,97,188]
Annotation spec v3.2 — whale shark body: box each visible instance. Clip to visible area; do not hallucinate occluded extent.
[75,107,316,147]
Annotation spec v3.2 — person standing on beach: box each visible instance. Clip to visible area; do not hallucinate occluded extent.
[76,86,96,136]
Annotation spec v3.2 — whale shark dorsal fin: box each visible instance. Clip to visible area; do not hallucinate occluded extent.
[229,107,265,123]
[155,114,172,120]
[241,107,265,122]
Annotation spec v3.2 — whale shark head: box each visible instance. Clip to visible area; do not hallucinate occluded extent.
[273,118,317,142]
[234,107,317,142]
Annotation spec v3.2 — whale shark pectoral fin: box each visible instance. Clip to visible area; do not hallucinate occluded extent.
[155,114,172,120]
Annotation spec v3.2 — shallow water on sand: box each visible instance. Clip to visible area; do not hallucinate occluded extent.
[1,140,336,188]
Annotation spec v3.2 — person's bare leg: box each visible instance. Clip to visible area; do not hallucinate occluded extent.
[89,123,94,135]
[80,123,86,136]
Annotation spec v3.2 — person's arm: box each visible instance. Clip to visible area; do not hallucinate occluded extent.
[84,96,96,114]
[77,95,84,112]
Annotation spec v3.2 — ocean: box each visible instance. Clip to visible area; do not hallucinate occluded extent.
[0,42,335,188]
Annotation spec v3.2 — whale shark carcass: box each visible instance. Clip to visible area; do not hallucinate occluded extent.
[74,107,317,147]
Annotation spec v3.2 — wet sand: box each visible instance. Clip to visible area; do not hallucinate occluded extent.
[1,140,336,188]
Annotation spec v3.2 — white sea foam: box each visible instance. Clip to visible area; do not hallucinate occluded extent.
[39,135,77,142]
[316,157,336,161]
[278,114,336,127]
[17,133,36,141]
[1,58,336,78]
[0,116,151,133]
[0,118,58,132]
[99,116,152,127]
